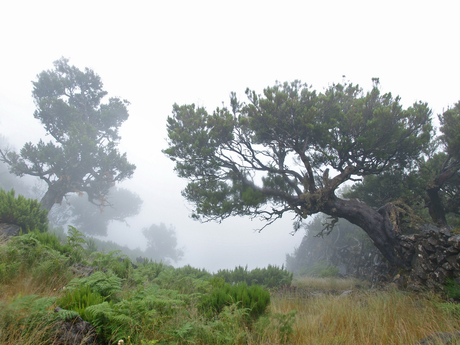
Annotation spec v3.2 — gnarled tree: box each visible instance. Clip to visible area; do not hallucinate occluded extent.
[164,80,432,267]
[0,58,135,211]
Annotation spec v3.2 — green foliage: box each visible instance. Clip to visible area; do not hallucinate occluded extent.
[0,232,70,284]
[254,310,297,343]
[132,261,169,285]
[445,278,460,300]
[299,260,339,278]
[164,80,432,227]
[215,264,293,288]
[317,265,339,278]
[438,302,460,319]
[0,295,58,342]
[0,188,48,232]
[199,282,270,320]
[66,271,122,301]
[57,284,104,318]
[153,266,212,295]
[440,101,460,160]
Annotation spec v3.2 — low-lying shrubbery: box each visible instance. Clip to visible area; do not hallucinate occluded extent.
[2,226,460,344]
[0,228,285,344]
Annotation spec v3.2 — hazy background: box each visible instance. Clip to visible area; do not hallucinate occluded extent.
[0,0,459,272]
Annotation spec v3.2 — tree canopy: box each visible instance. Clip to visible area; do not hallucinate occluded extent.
[164,80,433,266]
[0,58,135,211]
[347,102,460,228]
[48,187,143,236]
[142,223,184,264]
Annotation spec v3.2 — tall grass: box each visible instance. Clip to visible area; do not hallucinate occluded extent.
[268,279,460,345]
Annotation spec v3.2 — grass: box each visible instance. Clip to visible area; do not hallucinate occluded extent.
[268,279,460,345]
[2,274,460,344]
[1,234,460,345]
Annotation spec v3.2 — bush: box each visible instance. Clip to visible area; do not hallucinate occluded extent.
[0,188,48,233]
[318,265,339,278]
[199,282,270,320]
[303,260,339,277]
[215,264,293,288]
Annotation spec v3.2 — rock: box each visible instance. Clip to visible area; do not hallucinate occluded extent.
[440,227,453,238]
[117,257,138,269]
[70,263,106,277]
[0,223,21,238]
[448,235,460,250]
[339,290,353,298]
[53,307,99,345]
[416,330,460,344]
[436,248,448,265]
[443,261,455,271]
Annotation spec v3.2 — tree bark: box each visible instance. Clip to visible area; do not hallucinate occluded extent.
[322,196,406,268]
[40,187,64,211]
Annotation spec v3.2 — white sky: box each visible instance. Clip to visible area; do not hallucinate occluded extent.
[0,1,459,272]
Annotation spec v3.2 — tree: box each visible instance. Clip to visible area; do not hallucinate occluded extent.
[286,213,367,275]
[164,80,433,267]
[0,136,36,198]
[142,223,184,264]
[48,187,143,236]
[424,102,460,226]
[0,58,135,211]
[346,103,460,228]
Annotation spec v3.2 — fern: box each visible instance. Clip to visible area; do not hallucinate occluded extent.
[0,295,57,338]
[54,309,81,321]
[57,284,104,318]
[66,270,122,300]
[85,302,137,344]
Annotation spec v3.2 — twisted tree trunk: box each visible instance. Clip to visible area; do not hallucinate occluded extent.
[40,187,65,211]
[323,197,406,268]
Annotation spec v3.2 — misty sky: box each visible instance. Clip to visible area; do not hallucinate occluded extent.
[1,1,459,272]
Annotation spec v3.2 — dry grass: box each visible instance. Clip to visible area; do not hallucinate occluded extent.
[0,272,69,304]
[264,278,460,345]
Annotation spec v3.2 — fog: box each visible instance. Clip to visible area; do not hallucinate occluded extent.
[1,1,459,272]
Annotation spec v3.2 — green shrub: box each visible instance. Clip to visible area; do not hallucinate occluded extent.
[318,265,339,278]
[303,260,339,277]
[199,282,270,320]
[0,188,48,233]
[215,264,293,288]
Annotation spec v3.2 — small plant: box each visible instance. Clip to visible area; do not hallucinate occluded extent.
[445,278,460,300]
